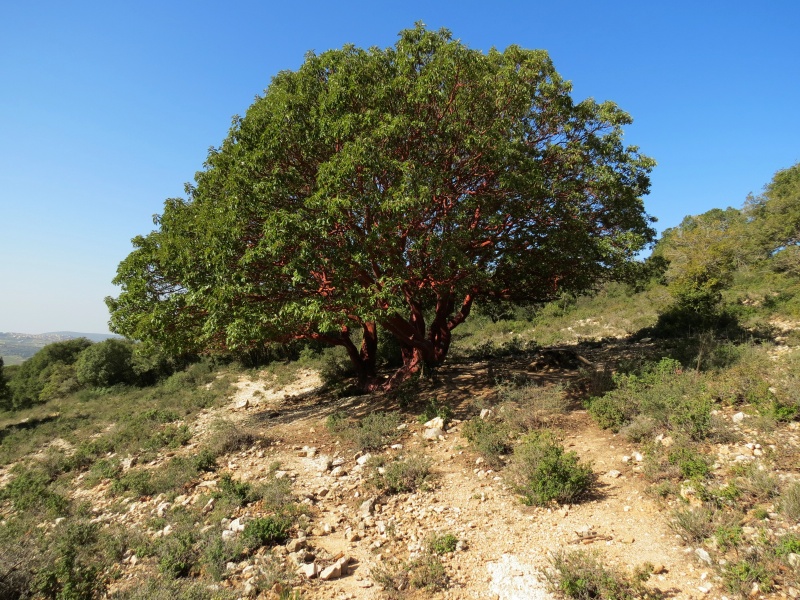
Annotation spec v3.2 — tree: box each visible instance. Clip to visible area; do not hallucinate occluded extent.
[75,338,136,388]
[746,162,800,254]
[654,208,752,316]
[8,338,92,409]
[108,25,655,388]
[0,357,10,411]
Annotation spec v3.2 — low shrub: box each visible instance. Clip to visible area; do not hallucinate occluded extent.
[547,550,659,600]
[427,532,458,555]
[507,431,594,506]
[461,417,511,467]
[328,411,401,451]
[670,505,716,543]
[371,552,448,593]
[241,516,291,549]
[367,454,433,494]
[779,481,800,521]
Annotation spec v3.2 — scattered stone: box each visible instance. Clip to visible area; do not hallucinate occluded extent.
[202,498,215,514]
[652,564,666,575]
[286,538,306,553]
[732,412,746,423]
[480,408,493,420]
[607,470,621,478]
[356,453,372,466]
[235,398,250,410]
[319,556,350,581]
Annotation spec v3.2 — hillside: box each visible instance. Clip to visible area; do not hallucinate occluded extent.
[1,293,799,599]
[0,332,118,366]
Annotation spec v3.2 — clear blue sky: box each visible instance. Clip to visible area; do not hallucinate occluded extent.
[1,1,798,334]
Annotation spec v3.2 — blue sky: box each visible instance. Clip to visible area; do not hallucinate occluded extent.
[1,1,798,334]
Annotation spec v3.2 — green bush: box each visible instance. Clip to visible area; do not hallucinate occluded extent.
[508,431,594,506]
[8,338,92,409]
[427,532,458,555]
[461,417,511,467]
[548,550,658,600]
[368,454,433,494]
[75,338,136,388]
[241,516,291,548]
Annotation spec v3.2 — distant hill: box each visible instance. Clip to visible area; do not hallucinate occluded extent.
[0,331,120,365]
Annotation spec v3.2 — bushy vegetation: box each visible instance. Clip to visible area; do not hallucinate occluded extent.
[507,431,594,506]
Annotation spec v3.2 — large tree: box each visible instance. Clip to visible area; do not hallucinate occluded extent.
[108,25,655,387]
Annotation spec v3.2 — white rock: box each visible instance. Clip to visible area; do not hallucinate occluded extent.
[732,412,745,423]
[235,398,249,410]
[695,548,712,564]
[356,453,372,466]
[607,470,621,478]
[424,416,445,429]
[480,408,494,420]
[423,427,445,440]
[297,562,319,578]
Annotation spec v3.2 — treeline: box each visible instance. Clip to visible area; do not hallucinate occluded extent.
[649,162,800,333]
[0,339,193,412]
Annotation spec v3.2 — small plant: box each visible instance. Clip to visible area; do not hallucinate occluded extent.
[507,431,594,506]
[216,473,258,506]
[667,445,711,480]
[547,550,660,600]
[242,516,291,549]
[371,553,448,593]
[418,399,453,426]
[461,417,511,467]
[670,505,716,543]
[368,454,433,494]
[721,551,775,597]
[329,411,402,450]
[427,532,458,555]
[779,481,800,521]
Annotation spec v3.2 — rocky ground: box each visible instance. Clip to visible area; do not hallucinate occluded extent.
[54,342,800,600]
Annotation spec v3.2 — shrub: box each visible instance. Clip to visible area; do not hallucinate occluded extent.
[329,411,401,450]
[507,431,594,506]
[8,338,92,409]
[368,454,433,494]
[461,417,511,467]
[497,381,568,431]
[547,550,659,600]
[372,553,448,593]
[75,338,136,388]
[669,505,716,543]
[418,399,453,426]
[427,532,458,555]
[779,482,800,521]
[241,516,291,549]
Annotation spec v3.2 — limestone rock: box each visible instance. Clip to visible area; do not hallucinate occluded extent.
[423,427,444,440]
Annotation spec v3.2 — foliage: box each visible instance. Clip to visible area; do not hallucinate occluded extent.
[108,24,655,388]
[0,357,10,410]
[548,550,660,600]
[329,411,402,450]
[74,338,136,388]
[241,516,291,549]
[371,552,448,593]
[461,417,511,467]
[367,454,433,494]
[417,398,453,426]
[508,430,594,505]
[427,532,458,555]
[588,358,713,440]
[8,338,92,409]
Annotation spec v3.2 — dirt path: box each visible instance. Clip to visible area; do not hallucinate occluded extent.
[222,364,707,600]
